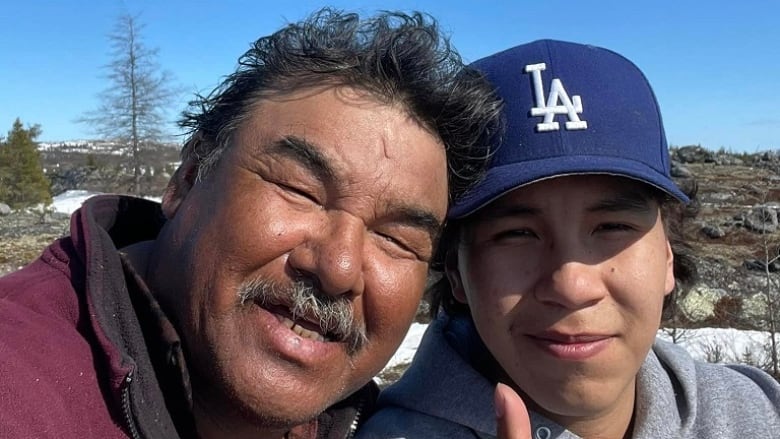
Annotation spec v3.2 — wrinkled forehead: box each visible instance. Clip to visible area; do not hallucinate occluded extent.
[231,84,450,217]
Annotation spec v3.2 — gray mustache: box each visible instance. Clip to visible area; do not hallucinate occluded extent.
[237,277,367,354]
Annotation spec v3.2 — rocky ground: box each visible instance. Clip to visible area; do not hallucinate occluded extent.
[0,210,70,275]
[670,149,780,329]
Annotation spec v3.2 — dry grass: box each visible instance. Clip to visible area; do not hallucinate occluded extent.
[0,233,62,273]
[0,212,69,275]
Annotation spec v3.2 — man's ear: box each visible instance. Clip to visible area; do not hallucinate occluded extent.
[445,249,468,304]
[161,155,198,219]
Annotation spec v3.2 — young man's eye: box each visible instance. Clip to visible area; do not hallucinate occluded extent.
[494,228,536,240]
[595,223,633,232]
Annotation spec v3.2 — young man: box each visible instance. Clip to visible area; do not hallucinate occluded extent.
[0,9,501,439]
[358,39,780,438]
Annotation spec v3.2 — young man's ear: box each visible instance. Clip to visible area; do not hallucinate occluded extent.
[161,154,198,219]
[664,239,676,297]
[445,249,468,304]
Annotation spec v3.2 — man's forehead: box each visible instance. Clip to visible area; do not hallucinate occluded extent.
[236,90,443,164]
[240,130,446,227]
[226,85,448,217]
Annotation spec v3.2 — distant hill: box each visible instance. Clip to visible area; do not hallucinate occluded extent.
[38,139,181,196]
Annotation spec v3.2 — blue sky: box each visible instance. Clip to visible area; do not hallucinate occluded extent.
[1,0,778,153]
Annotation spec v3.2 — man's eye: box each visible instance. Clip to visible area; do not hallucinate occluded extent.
[278,183,320,204]
[380,233,411,251]
[376,232,427,261]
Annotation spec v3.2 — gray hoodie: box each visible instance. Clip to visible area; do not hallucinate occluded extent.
[357,313,780,439]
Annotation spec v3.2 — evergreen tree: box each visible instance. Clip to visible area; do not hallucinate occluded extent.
[0,119,52,208]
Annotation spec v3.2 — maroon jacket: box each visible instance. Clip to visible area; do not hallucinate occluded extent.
[0,195,375,438]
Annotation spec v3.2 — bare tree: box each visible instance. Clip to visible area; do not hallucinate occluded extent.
[661,288,692,345]
[741,185,780,378]
[757,211,780,378]
[81,13,178,195]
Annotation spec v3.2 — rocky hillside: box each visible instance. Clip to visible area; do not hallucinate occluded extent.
[2,145,780,330]
[668,146,780,329]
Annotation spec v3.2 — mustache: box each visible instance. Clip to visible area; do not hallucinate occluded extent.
[237,277,367,354]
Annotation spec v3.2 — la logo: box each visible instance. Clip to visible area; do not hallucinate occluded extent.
[524,63,588,132]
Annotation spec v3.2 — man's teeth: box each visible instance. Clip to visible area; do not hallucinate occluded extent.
[280,316,326,342]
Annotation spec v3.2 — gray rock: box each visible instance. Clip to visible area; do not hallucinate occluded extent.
[708,192,734,202]
[676,145,715,163]
[0,203,10,216]
[743,259,780,272]
[701,225,726,239]
[743,205,779,233]
[670,161,694,178]
[761,150,780,162]
[715,155,744,166]
[744,259,767,271]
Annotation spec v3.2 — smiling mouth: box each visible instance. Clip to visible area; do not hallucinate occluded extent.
[260,302,338,342]
[277,313,329,342]
[532,333,610,343]
[528,332,613,360]
[237,276,368,354]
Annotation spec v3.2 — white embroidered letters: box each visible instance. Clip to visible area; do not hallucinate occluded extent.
[524,63,587,132]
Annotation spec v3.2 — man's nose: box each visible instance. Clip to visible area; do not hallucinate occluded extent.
[287,212,365,298]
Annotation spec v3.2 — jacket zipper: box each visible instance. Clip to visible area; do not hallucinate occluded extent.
[121,371,142,439]
[345,401,364,439]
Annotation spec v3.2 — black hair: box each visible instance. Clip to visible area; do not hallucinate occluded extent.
[178,7,501,203]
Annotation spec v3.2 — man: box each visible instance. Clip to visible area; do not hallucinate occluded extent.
[358,40,780,438]
[0,9,501,438]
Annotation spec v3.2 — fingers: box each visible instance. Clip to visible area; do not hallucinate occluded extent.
[495,382,532,439]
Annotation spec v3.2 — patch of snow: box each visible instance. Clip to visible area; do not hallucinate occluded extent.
[658,327,774,365]
[383,323,428,370]
[50,190,103,214]
[48,190,162,216]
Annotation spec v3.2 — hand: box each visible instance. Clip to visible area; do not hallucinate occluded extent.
[495,382,532,439]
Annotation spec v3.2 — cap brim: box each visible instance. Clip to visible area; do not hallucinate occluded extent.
[448,155,690,219]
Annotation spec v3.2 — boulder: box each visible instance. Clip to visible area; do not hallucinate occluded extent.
[701,224,726,239]
[742,205,778,233]
[675,145,715,163]
[670,161,694,178]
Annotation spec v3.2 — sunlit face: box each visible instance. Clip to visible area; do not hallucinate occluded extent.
[448,175,675,428]
[147,86,448,433]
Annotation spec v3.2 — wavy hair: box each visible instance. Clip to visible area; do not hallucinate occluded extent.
[178,7,501,203]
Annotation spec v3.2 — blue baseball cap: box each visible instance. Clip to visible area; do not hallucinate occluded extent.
[449,39,689,219]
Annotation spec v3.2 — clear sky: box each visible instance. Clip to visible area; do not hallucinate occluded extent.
[2,0,778,153]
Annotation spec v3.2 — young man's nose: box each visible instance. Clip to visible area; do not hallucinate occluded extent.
[534,259,607,309]
[287,212,366,298]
